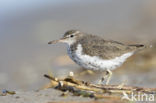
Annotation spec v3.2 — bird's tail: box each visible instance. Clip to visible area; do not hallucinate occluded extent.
[128,44,152,50]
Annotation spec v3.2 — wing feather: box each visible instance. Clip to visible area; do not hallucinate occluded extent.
[80,35,135,59]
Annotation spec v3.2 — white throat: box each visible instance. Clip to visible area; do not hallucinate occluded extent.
[62,38,76,46]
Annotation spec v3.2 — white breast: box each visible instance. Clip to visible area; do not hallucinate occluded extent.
[68,44,134,71]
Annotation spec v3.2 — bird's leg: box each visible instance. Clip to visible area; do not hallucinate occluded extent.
[105,69,112,85]
[98,69,112,85]
[98,72,108,84]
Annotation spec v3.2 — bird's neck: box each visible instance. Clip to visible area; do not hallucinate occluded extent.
[67,41,79,52]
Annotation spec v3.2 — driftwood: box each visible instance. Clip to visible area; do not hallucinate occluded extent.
[43,74,156,101]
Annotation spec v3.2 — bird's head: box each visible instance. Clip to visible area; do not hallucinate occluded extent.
[48,30,82,45]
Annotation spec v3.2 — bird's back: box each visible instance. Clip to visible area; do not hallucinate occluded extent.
[75,34,144,60]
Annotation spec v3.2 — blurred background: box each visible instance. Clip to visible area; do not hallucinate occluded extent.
[0,0,156,90]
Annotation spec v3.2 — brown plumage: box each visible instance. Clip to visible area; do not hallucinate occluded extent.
[70,34,144,59]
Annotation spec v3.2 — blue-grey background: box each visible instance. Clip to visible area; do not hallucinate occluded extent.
[0,0,156,90]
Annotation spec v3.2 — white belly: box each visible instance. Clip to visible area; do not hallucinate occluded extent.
[68,44,134,71]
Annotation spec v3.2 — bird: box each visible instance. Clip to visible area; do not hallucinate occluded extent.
[48,30,145,84]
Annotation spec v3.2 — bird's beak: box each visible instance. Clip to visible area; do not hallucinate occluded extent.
[48,38,66,44]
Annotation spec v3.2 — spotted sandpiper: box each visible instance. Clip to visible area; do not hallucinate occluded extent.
[48,30,145,84]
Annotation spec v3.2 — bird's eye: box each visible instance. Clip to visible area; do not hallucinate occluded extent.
[70,35,74,37]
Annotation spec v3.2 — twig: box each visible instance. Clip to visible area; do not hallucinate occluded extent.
[43,74,156,100]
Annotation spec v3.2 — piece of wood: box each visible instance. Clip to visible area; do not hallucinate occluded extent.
[43,74,156,100]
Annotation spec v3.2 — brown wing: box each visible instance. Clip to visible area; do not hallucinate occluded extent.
[80,35,138,59]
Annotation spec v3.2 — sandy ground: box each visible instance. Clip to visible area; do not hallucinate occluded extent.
[0,88,124,103]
